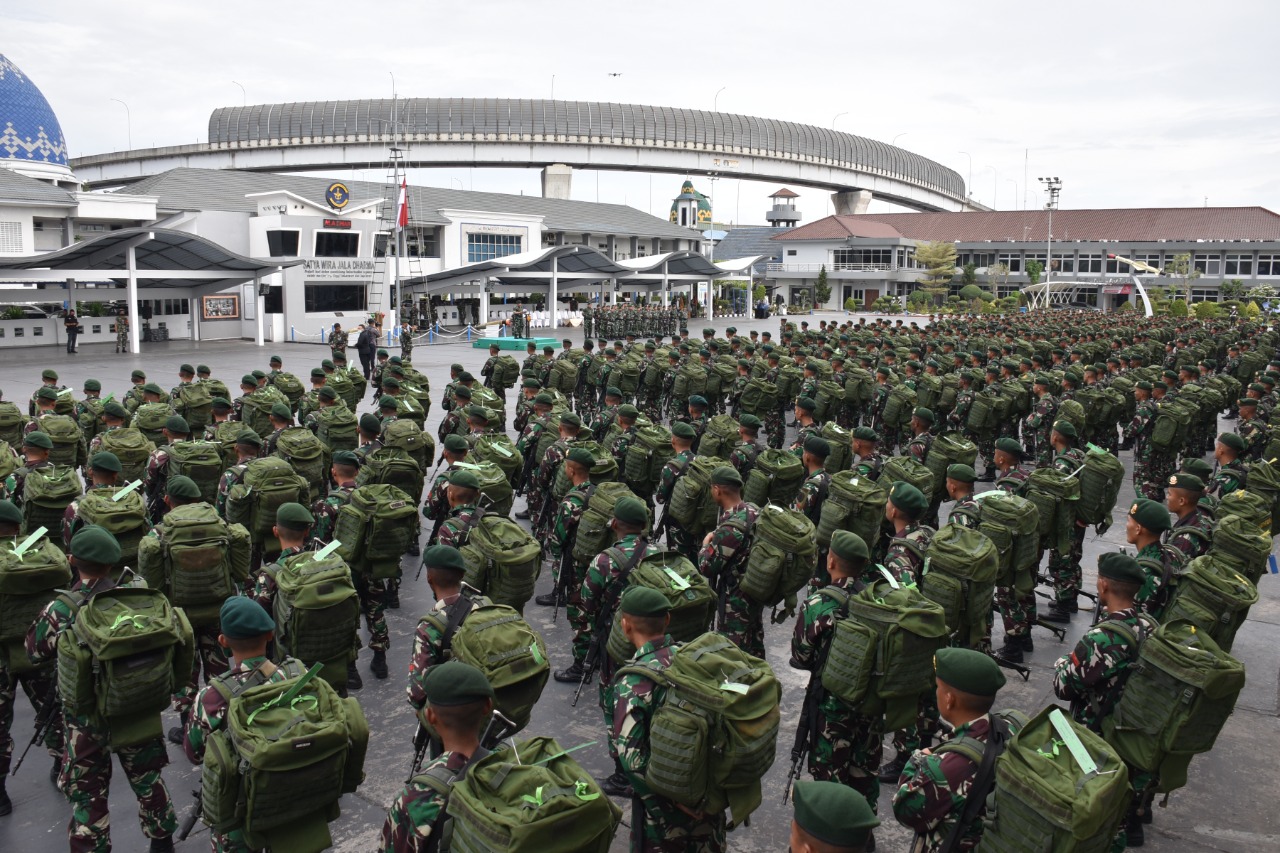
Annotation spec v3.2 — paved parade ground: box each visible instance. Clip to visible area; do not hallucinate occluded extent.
[0,311,1277,852]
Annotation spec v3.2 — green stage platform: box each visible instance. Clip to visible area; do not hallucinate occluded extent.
[472,337,559,350]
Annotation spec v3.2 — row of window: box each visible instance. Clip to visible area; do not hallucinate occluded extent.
[467,233,523,263]
[955,250,1280,276]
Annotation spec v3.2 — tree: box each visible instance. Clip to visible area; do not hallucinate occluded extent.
[913,241,958,305]
[1243,300,1262,319]
[1116,300,1134,313]
[1246,283,1277,305]
[961,262,978,287]
[988,262,1010,291]
[1025,260,1044,287]
[960,284,995,302]
[752,282,766,302]
[1169,298,1188,317]
[1220,278,1248,301]
[814,266,832,308]
[1192,300,1220,319]
[1164,252,1200,302]
[844,297,861,312]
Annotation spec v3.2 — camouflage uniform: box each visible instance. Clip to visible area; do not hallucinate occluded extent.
[436,504,481,550]
[727,439,764,480]
[115,315,128,353]
[791,579,883,814]
[60,482,118,547]
[790,419,822,458]
[547,483,591,597]
[405,590,492,711]
[1024,393,1059,468]
[655,450,699,561]
[1122,397,1162,501]
[311,482,389,653]
[851,453,884,481]
[881,525,939,756]
[401,327,414,362]
[381,749,469,853]
[993,465,1036,638]
[568,532,656,671]
[422,462,460,545]
[1046,447,1087,605]
[327,328,347,356]
[1236,413,1268,461]
[26,575,178,852]
[1165,507,1215,563]
[697,501,764,659]
[250,544,305,611]
[611,634,727,853]
[946,494,981,528]
[1133,541,1187,621]
[1206,459,1248,498]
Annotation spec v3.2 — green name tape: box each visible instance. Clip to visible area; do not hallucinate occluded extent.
[663,567,691,590]
[113,480,144,501]
[12,528,46,557]
[878,565,901,589]
[313,540,342,561]
[1049,708,1098,776]
[719,681,749,695]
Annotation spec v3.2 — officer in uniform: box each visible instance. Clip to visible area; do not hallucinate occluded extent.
[796,436,832,580]
[535,447,595,608]
[850,427,884,480]
[1042,421,1087,623]
[1207,432,1249,497]
[1122,381,1161,500]
[424,434,469,545]
[943,464,980,527]
[1165,472,1214,561]
[435,470,485,550]
[406,546,493,714]
[728,413,766,479]
[215,429,262,519]
[1126,497,1180,619]
[790,780,880,853]
[697,467,764,658]
[1024,375,1059,468]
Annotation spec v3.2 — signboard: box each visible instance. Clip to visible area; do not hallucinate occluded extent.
[1100,285,1133,295]
[325,182,350,210]
[322,219,352,229]
[302,258,377,281]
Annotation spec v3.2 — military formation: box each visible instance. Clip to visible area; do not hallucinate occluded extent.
[0,307,1273,853]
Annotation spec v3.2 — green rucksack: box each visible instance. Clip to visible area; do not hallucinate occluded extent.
[550,440,614,505]
[471,433,523,489]
[914,373,942,411]
[167,440,225,505]
[1206,513,1270,583]
[819,422,852,474]
[98,427,156,484]
[1243,458,1280,532]
[273,427,328,503]
[965,392,998,433]
[605,551,715,664]
[922,432,978,502]
[133,402,174,445]
[698,414,740,459]
[445,737,621,853]
[35,413,84,468]
[546,357,580,394]
[881,383,917,431]
[137,503,251,625]
[357,447,425,505]
[813,380,845,423]
[976,491,1041,583]
[1161,555,1258,652]
[312,405,357,453]
[492,355,521,389]
[417,596,549,736]
[333,484,419,579]
[450,461,513,517]
[174,382,213,432]
[238,393,275,438]
[226,457,308,544]
[0,401,27,446]
[819,579,948,729]
[842,368,874,411]
[623,424,673,495]
[667,455,728,535]
[614,359,641,395]
[672,362,707,399]
[737,504,816,607]
[776,365,803,403]
[979,706,1131,853]
[75,484,149,571]
[56,579,194,748]
[1215,488,1271,533]
[22,465,82,549]
[572,482,645,567]
[202,660,368,852]
[1025,468,1081,553]
[1076,447,1124,526]
[617,633,780,826]
[270,371,306,409]
[1150,398,1193,449]
[921,524,1000,647]
[1103,620,1246,792]
[743,448,805,508]
[78,397,106,441]
[458,511,542,614]
[268,550,360,690]
[0,532,71,675]
[816,471,886,553]
[738,377,778,415]
[879,456,935,504]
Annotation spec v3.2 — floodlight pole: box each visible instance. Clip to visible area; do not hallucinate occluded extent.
[1039,177,1063,310]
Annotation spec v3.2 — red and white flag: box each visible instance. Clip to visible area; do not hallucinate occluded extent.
[395,179,409,230]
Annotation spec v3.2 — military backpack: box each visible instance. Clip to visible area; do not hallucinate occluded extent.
[75,484,149,571]
[623,424,673,495]
[819,422,852,474]
[333,484,419,579]
[1024,467,1081,553]
[0,532,70,675]
[166,440,224,505]
[137,503,250,625]
[0,401,27,446]
[458,511,541,614]
[1076,447,1124,525]
[1205,512,1269,583]
[1161,555,1257,652]
[571,481,645,567]
[98,427,155,483]
[356,446,424,505]
[312,405,357,453]
[173,382,213,432]
[604,551,714,664]
[816,470,885,554]
[21,465,82,548]
[133,401,174,445]
[36,413,84,468]
[225,457,308,543]
[742,448,805,508]
[920,524,999,648]
[697,414,741,460]
[272,427,328,503]
[667,455,728,536]
[267,549,360,689]
[736,503,815,607]
[471,433,523,489]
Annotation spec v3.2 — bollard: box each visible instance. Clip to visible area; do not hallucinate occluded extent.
[290,326,295,341]
[466,325,472,341]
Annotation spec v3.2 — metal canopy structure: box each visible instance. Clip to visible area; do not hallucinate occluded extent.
[0,227,298,352]
[1021,275,1155,317]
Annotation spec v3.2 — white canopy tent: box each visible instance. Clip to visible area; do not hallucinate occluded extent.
[1022,275,1155,316]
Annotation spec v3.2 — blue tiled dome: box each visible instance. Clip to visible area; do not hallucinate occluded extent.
[0,53,70,178]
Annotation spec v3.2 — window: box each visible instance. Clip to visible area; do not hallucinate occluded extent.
[996,252,1022,273]
[466,233,522,263]
[1192,253,1220,275]
[92,325,101,334]
[1077,253,1103,273]
[264,286,283,314]
[304,284,366,313]
[0,221,21,253]
[266,230,300,257]
[1226,253,1254,276]
[1190,288,1219,302]
[786,249,797,256]
[1051,253,1074,274]
[1258,254,1280,276]
[314,231,359,258]
[32,326,41,336]
[832,248,892,268]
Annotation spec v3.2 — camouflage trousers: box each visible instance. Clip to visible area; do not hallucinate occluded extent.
[664,523,702,564]
[764,409,786,449]
[354,574,390,652]
[715,581,765,660]
[666,396,688,423]
[575,390,596,420]
[996,570,1037,638]
[967,430,995,472]
[61,716,176,853]
[629,793,727,853]
[639,389,663,423]
[0,664,63,777]
[891,693,940,756]
[174,622,230,716]
[809,703,883,815]
[1047,526,1086,604]
[1134,450,1175,502]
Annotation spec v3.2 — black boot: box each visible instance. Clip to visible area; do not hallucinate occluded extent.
[0,779,11,816]
[877,751,909,783]
[1126,801,1145,847]
[149,836,175,853]
[347,661,364,691]
[599,760,633,797]
[534,591,563,607]
[995,640,1024,663]
[515,509,531,520]
[977,468,996,482]
[406,540,420,557]
[371,650,389,680]
[1042,599,1077,623]
[166,710,189,746]
[385,581,401,610]
[553,661,591,684]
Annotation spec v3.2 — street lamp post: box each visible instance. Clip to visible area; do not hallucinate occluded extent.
[892,132,908,146]
[231,80,246,106]
[985,165,998,209]
[713,87,726,112]
[1038,177,1063,307]
[110,98,131,150]
[832,111,848,130]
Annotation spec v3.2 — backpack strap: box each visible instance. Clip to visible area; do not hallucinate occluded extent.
[1087,618,1145,723]
[437,592,480,656]
[934,713,1015,853]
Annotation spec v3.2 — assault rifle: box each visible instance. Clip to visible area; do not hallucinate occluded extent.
[176,788,203,841]
[12,681,58,775]
[408,709,517,781]
[784,621,837,805]
[573,539,648,708]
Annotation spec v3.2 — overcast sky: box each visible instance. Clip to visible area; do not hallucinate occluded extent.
[6,0,1279,224]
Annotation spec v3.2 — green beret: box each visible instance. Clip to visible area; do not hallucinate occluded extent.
[70,525,121,565]
[1162,369,1178,380]
[876,366,891,377]
[443,434,470,453]
[376,349,389,358]
[946,463,977,483]
[994,437,1024,458]
[90,451,121,473]
[606,386,622,398]
[710,466,743,488]
[1098,552,1145,586]
[985,366,1000,376]
[737,358,751,369]
[702,327,714,335]
[935,647,1006,697]
[739,413,762,429]
[449,469,481,489]
[1249,383,1266,393]
[131,370,146,381]
[35,387,57,401]
[620,586,672,617]
[179,363,196,375]
[567,447,596,467]
[41,369,58,381]
[889,481,927,517]
[1128,498,1171,532]
[360,413,383,433]
[671,421,697,439]
[317,387,338,401]
[561,412,582,427]
[830,530,869,562]
[264,404,289,422]
[423,544,467,574]
[804,436,831,458]
[0,499,21,525]
[165,415,191,434]
[332,450,360,467]
[1052,420,1077,438]
[310,367,326,379]
[853,426,879,442]
[379,396,399,410]
[617,404,639,418]
[1217,432,1246,453]
[792,780,879,846]
[1182,458,1214,480]
[1033,373,1051,386]
[210,397,232,411]
[23,431,53,449]
[251,370,267,380]
[1238,398,1257,409]
[613,496,648,526]
[240,374,258,388]
[382,377,401,390]
[268,355,282,366]
[1135,381,1153,391]
[219,596,276,639]
[805,359,820,372]
[522,378,541,389]
[1167,472,1204,493]
[320,360,334,370]
[235,429,262,447]
[275,502,314,531]
[533,393,554,406]
[83,379,101,392]
[166,475,202,500]
[913,407,935,424]
[197,365,210,375]
[688,395,708,408]
[796,397,817,412]
[422,660,496,707]
[103,401,128,418]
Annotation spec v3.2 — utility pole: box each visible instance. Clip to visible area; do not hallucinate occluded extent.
[1038,177,1063,309]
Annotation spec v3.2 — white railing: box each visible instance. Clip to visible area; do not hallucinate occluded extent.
[767,263,908,273]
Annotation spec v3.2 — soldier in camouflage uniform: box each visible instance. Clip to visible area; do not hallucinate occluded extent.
[607,404,641,468]
[26,527,178,852]
[696,467,765,658]
[215,430,262,520]
[61,451,123,547]
[327,323,347,358]
[182,597,301,853]
[850,427,885,480]
[514,394,555,520]
[400,321,414,362]
[406,547,492,716]
[1234,397,1268,461]
[1164,472,1214,562]
[728,358,752,418]
[655,423,700,560]
[435,470,484,550]
[789,397,822,458]
[114,311,129,354]
[1043,422,1087,622]
[1024,375,1058,468]
[892,648,1011,853]
[383,661,496,853]
[121,369,148,413]
[534,448,595,609]
[436,385,471,445]
[423,434,469,545]
[1122,381,1162,501]
[728,413,765,479]
[531,412,585,538]
[1053,552,1157,848]
[791,531,884,820]
[1207,432,1249,498]
[1126,497,1184,621]
[990,438,1036,662]
[611,587,728,853]
[944,464,980,527]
